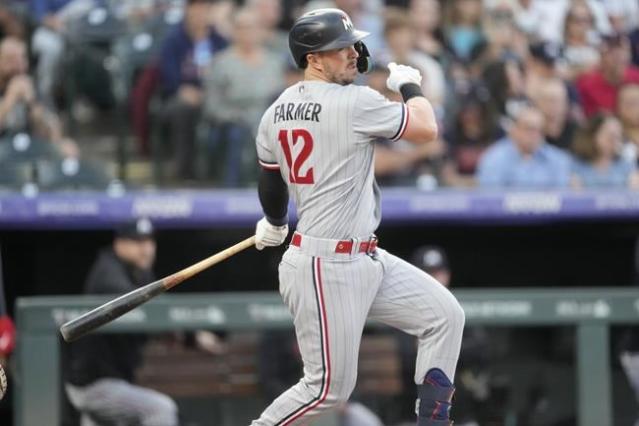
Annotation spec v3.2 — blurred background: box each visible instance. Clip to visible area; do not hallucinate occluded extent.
[1,0,639,425]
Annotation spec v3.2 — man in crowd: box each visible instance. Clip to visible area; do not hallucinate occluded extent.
[477,104,572,188]
[64,218,178,426]
[577,33,639,117]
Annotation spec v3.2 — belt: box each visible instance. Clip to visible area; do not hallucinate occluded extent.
[291,232,378,255]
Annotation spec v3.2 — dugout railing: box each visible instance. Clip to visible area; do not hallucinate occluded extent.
[14,288,639,426]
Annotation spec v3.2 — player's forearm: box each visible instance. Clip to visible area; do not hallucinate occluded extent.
[258,168,289,226]
[405,96,438,143]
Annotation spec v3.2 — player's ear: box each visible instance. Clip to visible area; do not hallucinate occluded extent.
[306,52,322,71]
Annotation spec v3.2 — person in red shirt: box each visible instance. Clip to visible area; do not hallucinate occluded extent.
[576,33,639,117]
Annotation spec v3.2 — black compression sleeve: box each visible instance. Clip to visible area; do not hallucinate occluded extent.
[399,83,424,102]
[258,168,289,226]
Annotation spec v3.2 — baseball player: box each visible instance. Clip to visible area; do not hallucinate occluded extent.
[252,8,465,426]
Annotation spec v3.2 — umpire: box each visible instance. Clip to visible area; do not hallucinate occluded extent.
[64,218,178,426]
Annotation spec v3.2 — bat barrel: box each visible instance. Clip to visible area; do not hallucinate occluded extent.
[60,279,166,342]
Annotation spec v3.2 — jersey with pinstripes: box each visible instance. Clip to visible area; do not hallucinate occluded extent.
[256,81,408,239]
[251,80,464,426]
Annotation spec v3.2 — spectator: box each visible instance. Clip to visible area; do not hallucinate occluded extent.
[64,218,179,426]
[0,37,77,157]
[631,27,639,66]
[481,58,528,130]
[442,0,484,62]
[576,33,639,118]
[477,104,572,188]
[442,86,498,187]
[247,0,288,58]
[618,83,639,164]
[531,78,577,151]
[409,0,445,60]
[482,4,529,62]
[382,8,446,112]
[0,5,25,41]
[571,114,639,188]
[202,7,285,186]
[158,0,228,180]
[561,0,600,80]
[603,0,639,35]
[30,0,95,108]
[533,0,611,44]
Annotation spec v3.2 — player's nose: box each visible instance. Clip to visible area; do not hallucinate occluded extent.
[348,45,359,58]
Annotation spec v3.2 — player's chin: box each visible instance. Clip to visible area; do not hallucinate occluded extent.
[338,70,358,85]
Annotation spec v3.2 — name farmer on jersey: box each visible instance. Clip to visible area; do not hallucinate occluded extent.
[274,102,322,123]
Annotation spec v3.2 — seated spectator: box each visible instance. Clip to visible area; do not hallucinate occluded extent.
[442,0,484,63]
[571,114,639,188]
[202,7,285,187]
[481,58,528,131]
[603,0,639,35]
[158,0,228,180]
[247,0,288,58]
[0,5,25,41]
[0,37,76,157]
[533,0,611,44]
[382,8,446,112]
[631,27,639,66]
[442,86,498,187]
[481,4,529,62]
[576,33,639,117]
[409,0,445,60]
[561,0,601,80]
[477,104,572,188]
[531,78,578,151]
[618,83,639,164]
[30,0,96,108]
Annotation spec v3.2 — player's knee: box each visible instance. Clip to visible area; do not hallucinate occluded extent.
[322,372,358,409]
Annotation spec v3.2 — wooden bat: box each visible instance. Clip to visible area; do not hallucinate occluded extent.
[60,235,256,342]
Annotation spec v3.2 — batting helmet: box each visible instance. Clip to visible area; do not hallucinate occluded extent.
[289,8,371,73]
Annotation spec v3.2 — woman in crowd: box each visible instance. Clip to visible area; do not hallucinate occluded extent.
[571,114,639,188]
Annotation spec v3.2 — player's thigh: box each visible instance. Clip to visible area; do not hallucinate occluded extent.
[368,249,463,337]
[278,249,381,390]
[81,378,176,424]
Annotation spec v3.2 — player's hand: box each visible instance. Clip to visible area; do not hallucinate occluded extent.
[255,217,288,250]
[386,62,422,93]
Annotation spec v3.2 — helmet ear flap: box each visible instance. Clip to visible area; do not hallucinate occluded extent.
[355,41,371,74]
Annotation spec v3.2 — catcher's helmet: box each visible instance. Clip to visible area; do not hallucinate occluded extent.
[289,8,371,73]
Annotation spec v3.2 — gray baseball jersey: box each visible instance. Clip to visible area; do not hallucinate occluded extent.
[252,81,463,426]
[256,81,408,239]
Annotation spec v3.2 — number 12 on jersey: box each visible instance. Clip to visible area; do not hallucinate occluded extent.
[278,129,315,184]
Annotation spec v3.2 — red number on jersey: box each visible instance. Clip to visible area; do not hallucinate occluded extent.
[278,129,315,184]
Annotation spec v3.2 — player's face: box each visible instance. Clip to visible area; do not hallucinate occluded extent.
[317,45,359,85]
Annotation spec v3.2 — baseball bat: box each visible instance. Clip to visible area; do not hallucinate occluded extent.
[60,235,256,342]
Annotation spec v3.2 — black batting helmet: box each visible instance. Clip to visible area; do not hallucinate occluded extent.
[289,8,371,73]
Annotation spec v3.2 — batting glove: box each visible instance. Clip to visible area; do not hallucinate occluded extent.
[386,62,422,93]
[255,217,288,250]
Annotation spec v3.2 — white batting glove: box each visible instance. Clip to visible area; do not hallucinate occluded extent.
[255,217,288,250]
[386,62,422,93]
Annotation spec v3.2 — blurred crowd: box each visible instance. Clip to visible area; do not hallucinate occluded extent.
[0,0,639,190]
